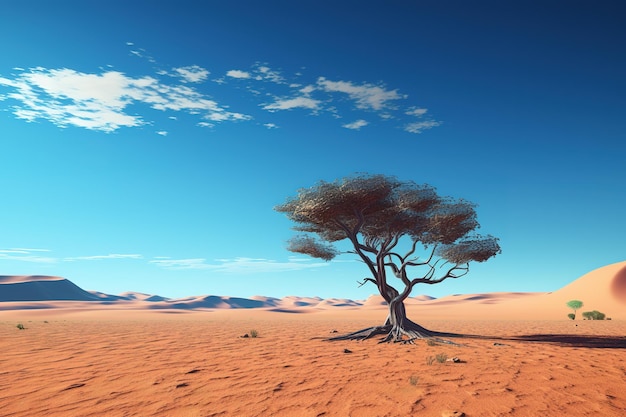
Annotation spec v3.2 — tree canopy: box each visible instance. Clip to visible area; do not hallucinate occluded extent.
[276,174,501,343]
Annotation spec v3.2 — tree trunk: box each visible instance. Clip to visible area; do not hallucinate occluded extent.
[327,294,452,344]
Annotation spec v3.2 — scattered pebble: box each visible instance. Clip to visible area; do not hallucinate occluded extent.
[241,334,249,338]
[175,383,189,389]
[343,348,352,354]
[446,357,461,363]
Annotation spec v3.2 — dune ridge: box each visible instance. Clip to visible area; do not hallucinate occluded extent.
[1,261,625,320]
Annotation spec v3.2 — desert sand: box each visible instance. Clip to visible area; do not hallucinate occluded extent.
[1,262,625,416]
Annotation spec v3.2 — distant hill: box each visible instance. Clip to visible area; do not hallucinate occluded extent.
[0,276,103,302]
[1,261,625,319]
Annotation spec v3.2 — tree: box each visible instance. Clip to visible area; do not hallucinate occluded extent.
[566,300,583,320]
[275,174,501,343]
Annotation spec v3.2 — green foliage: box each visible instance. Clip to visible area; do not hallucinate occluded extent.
[566,300,583,311]
[249,329,259,338]
[566,300,583,319]
[582,310,606,320]
[567,313,575,320]
[16,323,25,330]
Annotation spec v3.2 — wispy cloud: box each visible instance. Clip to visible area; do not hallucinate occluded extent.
[0,249,146,264]
[404,120,441,134]
[342,119,368,130]
[0,47,440,135]
[226,69,251,79]
[64,254,143,261]
[0,248,51,254]
[316,77,405,111]
[172,65,209,83]
[263,96,321,112]
[149,256,329,273]
[0,248,57,263]
[406,107,428,117]
[0,67,250,133]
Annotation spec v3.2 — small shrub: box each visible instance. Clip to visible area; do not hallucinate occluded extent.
[567,313,575,320]
[249,329,259,338]
[426,338,438,346]
[409,375,419,386]
[582,310,606,320]
[436,353,448,363]
[426,356,435,366]
[16,324,25,330]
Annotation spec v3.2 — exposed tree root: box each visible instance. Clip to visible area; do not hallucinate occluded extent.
[327,319,463,346]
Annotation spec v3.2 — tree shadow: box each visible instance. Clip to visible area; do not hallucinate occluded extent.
[436,331,626,349]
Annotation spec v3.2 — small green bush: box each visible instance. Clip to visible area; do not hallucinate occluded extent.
[567,313,575,320]
[16,324,25,330]
[249,329,259,338]
[426,338,438,346]
[582,310,606,320]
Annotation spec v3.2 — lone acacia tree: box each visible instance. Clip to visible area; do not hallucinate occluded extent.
[275,174,501,343]
[566,299,584,320]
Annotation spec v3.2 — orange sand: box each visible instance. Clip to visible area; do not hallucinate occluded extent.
[1,261,625,416]
[1,308,625,417]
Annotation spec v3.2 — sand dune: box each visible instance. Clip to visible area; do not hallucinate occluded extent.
[0,275,101,302]
[2,262,625,320]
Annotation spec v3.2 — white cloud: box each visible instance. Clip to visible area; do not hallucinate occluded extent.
[172,65,209,83]
[65,254,143,261]
[0,248,148,264]
[150,256,329,273]
[316,77,405,111]
[0,67,250,132]
[227,64,285,84]
[404,120,441,134]
[342,119,368,130]
[406,107,428,117]
[255,65,285,83]
[300,85,316,94]
[0,248,57,263]
[1,51,441,136]
[263,96,321,111]
[0,248,51,254]
[226,69,251,79]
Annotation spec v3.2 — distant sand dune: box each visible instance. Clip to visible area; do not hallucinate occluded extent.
[1,261,625,320]
[0,276,99,302]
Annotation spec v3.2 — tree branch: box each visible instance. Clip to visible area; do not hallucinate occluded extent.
[357,278,377,288]
[410,262,470,286]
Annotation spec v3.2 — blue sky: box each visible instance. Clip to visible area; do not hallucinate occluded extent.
[1,1,624,299]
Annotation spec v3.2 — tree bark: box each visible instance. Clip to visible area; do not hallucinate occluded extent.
[327,287,452,343]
